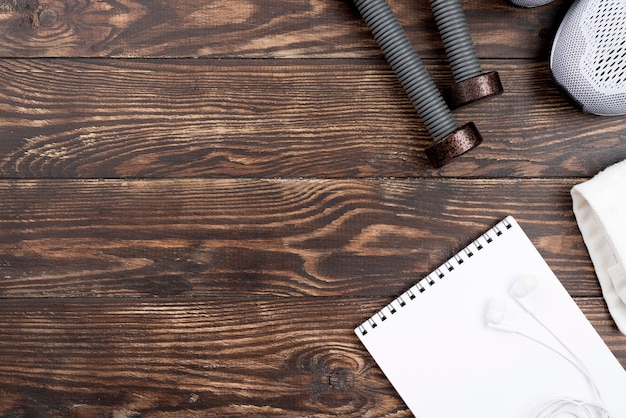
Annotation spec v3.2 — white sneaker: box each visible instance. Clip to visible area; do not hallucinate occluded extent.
[550,0,626,115]
[507,0,553,8]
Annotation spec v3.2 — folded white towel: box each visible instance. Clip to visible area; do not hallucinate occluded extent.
[572,159,626,335]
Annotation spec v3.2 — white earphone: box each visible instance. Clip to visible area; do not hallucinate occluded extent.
[485,297,516,333]
[509,273,538,307]
[486,275,610,418]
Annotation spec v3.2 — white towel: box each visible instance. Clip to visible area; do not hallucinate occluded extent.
[572,159,626,335]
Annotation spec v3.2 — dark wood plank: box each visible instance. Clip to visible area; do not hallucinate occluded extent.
[0,178,601,298]
[1,0,624,415]
[0,297,623,416]
[1,59,625,179]
[0,0,569,59]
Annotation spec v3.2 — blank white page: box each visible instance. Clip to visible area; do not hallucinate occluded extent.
[356,216,626,417]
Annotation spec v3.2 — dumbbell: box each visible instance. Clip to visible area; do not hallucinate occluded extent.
[428,0,503,109]
[354,0,483,167]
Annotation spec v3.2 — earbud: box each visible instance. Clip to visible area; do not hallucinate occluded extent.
[486,275,607,414]
[486,297,506,324]
[486,297,517,333]
[510,274,538,298]
[510,274,538,313]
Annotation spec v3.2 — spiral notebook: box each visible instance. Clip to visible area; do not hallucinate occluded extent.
[355,216,626,417]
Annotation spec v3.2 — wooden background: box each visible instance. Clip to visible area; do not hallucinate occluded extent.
[1,0,625,416]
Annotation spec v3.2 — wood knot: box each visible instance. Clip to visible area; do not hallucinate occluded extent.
[36,7,57,26]
[328,367,355,391]
[1,0,58,28]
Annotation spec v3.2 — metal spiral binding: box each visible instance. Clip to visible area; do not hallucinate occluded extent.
[358,217,513,336]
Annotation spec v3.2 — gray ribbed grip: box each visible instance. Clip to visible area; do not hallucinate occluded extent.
[429,0,482,83]
[354,0,458,142]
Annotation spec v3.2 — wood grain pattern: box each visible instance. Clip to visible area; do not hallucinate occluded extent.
[0,0,569,59]
[1,59,625,179]
[2,0,626,415]
[0,178,601,298]
[0,297,622,417]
